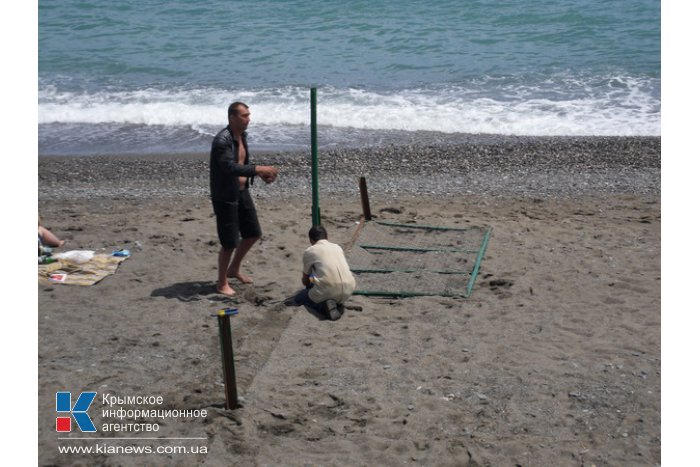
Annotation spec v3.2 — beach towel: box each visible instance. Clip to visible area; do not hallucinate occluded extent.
[38,252,129,286]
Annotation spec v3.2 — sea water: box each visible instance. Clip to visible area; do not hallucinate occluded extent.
[38,0,660,155]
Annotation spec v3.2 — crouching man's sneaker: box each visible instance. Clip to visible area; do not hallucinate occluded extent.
[325,300,342,321]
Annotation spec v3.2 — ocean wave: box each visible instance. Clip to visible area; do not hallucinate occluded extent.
[38,75,660,137]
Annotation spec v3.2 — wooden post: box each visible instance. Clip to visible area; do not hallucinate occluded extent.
[217,310,240,409]
[359,176,372,221]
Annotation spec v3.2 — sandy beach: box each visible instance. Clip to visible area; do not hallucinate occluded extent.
[38,136,660,466]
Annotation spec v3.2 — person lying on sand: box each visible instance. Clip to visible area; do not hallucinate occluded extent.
[38,217,65,249]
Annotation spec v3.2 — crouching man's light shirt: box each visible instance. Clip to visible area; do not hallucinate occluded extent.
[303,239,356,304]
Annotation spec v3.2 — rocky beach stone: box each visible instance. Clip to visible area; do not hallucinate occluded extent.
[39,135,660,201]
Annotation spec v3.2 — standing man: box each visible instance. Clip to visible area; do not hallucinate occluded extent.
[210,101,278,297]
[284,225,356,321]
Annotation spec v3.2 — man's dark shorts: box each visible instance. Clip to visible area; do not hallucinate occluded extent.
[212,189,262,249]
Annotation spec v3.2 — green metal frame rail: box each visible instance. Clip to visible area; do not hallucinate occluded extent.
[310,87,321,226]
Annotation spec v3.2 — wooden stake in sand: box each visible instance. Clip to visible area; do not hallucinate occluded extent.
[216,309,240,409]
[359,176,372,221]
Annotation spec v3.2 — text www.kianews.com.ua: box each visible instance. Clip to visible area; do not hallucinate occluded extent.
[58,443,208,455]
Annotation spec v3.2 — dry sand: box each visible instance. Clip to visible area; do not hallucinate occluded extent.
[38,138,660,466]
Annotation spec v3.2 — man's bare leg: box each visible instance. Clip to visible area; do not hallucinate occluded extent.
[226,236,259,283]
[217,247,237,296]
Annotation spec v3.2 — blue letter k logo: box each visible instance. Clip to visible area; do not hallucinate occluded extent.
[56,392,97,432]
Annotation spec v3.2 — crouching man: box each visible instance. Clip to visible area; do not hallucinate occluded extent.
[285,225,356,320]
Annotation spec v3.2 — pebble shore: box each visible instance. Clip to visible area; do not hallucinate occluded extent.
[39,135,660,201]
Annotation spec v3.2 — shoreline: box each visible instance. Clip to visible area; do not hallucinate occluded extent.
[38,128,662,158]
[38,134,661,158]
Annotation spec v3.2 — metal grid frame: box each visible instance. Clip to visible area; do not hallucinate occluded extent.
[345,220,491,298]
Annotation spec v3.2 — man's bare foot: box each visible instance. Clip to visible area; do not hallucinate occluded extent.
[226,271,253,284]
[216,283,237,297]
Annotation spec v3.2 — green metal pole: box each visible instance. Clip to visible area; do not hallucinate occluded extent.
[310,87,321,226]
[466,228,491,297]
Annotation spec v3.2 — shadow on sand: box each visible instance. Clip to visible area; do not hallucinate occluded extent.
[151,281,235,303]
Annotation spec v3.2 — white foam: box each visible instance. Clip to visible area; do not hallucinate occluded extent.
[38,76,660,136]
